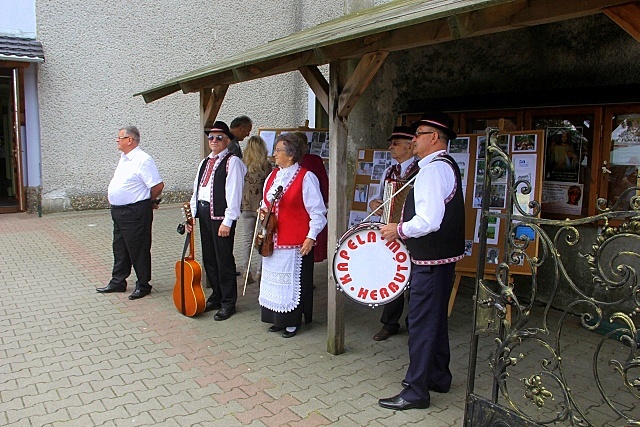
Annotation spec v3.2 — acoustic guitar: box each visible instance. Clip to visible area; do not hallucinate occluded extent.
[173,202,205,316]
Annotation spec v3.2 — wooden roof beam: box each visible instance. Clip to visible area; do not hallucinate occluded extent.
[338,51,388,117]
[604,1,640,42]
[298,65,329,113]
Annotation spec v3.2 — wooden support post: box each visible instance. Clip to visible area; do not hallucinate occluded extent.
[199,85,228,157]
[337,51,388,117]
[327,59,349,355]
[298,65,329,114]
[604,2,640,42]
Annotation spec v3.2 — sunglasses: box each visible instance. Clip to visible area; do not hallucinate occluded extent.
[207,135,225,141]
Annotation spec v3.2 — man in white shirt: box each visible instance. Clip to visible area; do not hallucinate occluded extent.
[98,126,164,300]
[188,121,247,321]
[369,126,419,341]
[379,112,465,411]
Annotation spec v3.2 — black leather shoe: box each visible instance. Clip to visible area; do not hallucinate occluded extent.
[373,328,398,341]
[282,328,297,338]
[268,325,284,333]
[96,284,126,293]
[204,301,221,312]
[214,307,235,321]
[128,289,151,300]
[378,394,429,410]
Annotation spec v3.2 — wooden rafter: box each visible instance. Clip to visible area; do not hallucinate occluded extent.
[604,1,640,42]
[337,51,388,117]
[139,0,631,102]
[199,85,228,156]
[298,65,329,114]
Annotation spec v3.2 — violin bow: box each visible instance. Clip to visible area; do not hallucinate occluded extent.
[242,185,283,296]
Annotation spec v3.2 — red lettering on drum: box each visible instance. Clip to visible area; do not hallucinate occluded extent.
[386,240,401,253]
[395,252,407,263]
[357,288,368,299]
[394,272,406,282]
[380,288,389,299]
[370,290,378,300]
[337,263,348,272]
[348,239,357,250]
[340,274,353,285]
[356,234,365,245]
[339,250,350,260]
[367,231,377,242]
[389,282,399,293]
[397,264,409,271]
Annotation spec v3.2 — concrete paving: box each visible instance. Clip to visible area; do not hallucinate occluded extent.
[0,205,480,426]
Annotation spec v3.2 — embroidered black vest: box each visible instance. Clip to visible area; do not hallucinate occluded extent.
[402,154,465,263]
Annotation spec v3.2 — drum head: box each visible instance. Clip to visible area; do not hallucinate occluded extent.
[333,224,411,307]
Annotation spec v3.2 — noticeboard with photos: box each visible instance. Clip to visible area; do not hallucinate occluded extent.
[449,130,545,276]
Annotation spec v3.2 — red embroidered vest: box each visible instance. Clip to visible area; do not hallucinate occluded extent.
[264,167,310,248]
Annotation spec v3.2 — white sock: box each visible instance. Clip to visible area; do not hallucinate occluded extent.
[285,327,296,332]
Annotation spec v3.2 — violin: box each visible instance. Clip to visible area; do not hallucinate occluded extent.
[255,186,283,257]
[173,202,206,316]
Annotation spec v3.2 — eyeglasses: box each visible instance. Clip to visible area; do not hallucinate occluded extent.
[116,136,130,140]
[207,135,225,141]
[389,140,410,147]
[414,131,436,137]
[273,148,286,153]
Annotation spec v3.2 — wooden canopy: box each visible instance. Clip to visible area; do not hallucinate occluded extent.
[135,0,640,354]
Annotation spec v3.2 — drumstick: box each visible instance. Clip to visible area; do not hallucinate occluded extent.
[361,175,417,224]
[242,209,262,296]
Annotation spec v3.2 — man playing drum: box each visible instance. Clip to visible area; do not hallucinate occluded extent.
[368,126,419,341]
[379,111,465,411]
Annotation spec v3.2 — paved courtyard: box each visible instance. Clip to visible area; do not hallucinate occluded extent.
[4,204,633,426]
[0,205,477,426]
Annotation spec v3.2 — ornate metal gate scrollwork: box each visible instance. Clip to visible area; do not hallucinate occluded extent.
[464,128,640,426]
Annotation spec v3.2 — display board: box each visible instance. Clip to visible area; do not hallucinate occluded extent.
[453,130,545,276]
[257,127,329,159]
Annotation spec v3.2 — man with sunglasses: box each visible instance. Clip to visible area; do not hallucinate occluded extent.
[368,125,418,341]
[379,111,464,411]
[188,121,247,321]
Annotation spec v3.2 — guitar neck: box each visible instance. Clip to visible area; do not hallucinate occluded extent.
[188,225,196,260]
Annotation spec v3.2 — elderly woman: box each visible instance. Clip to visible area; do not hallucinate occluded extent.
[258,133,327,338]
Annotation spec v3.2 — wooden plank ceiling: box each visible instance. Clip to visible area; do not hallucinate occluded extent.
[136,0,636,103]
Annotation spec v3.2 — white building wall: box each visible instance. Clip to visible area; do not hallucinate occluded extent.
[35,0,342,211]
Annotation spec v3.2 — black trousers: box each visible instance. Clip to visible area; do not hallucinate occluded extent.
[197,202,237,309]
[108,199,153,291]
[400,262,455,403]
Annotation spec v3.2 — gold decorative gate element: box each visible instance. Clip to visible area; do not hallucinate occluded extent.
[464,129,640,426]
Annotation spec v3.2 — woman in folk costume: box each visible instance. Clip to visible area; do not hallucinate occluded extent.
[258,133,327,338]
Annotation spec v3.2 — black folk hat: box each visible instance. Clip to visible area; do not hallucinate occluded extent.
[411,111,457,141]
[204,121,235,140]
[387,126,414,141]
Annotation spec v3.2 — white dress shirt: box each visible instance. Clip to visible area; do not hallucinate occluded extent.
[400,150,456,238]
[108,146,163,206]
[189,148,247,227]
[263,164,327,240]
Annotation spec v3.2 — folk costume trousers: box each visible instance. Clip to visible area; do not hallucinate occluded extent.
[400,262,455,404]
[108,199,153,292]
[197,201,237,309]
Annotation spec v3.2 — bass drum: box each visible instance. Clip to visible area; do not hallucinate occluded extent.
[332,222,411,307]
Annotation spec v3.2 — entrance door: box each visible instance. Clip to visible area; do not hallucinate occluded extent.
[0,69,23,213]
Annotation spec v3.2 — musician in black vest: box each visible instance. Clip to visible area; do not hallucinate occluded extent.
[379,111,465,410]
[188,121,247,321]
[369,126,419,341]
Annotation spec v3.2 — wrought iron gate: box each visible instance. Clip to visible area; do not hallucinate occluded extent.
[464,129,640,426]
